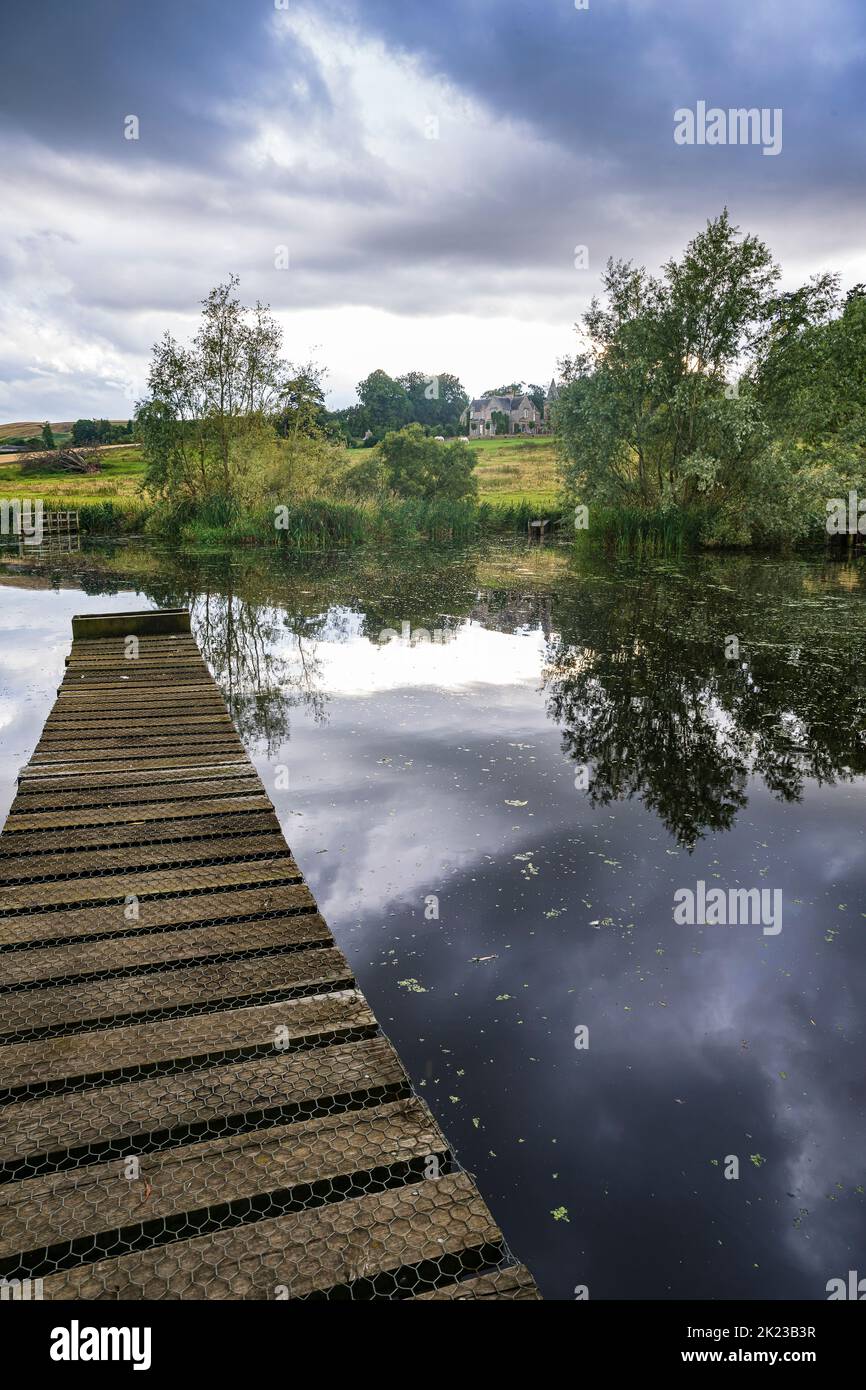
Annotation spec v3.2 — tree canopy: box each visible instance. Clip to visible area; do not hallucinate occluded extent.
[378,424,478,501]
[335,368,469,441]
[136,277,295,512]
[555,211,866,544]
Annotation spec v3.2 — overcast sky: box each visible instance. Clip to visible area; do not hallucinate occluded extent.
[1,0,865,419]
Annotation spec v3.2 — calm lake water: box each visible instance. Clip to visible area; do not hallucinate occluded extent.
[1,538,864,1300]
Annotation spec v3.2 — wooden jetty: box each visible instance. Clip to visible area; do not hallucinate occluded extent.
[0,609,538,1301]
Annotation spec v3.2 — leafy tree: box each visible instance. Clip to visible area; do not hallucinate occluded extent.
[325,403,367,443]
[396,371,469,433]
[71,418,99,445]
[356,369,410,436]
[378,424,478,501]
[72,417,129,445]
[490,409,510,436]
[275,362,327,439]
[552,211,846,542]
[753,279,866,463]
[40,421,55,449]
[342,450,387,497]
[483,382,524,397]
[136,276,289,509]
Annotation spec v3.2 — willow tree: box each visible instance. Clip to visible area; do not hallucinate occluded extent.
[555,212,786,537]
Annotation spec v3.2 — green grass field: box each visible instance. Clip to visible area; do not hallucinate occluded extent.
[467,435,559,507]
[0,446,146,504]
[0,435,561,522]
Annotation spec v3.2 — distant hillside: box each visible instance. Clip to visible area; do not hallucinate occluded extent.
[0,420,128,440]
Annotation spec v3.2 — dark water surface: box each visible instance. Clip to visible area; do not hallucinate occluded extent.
[1,539,864,1300]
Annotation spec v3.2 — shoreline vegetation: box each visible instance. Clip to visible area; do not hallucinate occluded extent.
[0,437,563,548]
[2,213,864,556]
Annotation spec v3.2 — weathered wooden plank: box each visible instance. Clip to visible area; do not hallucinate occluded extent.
[61,665,211,678]
[39,716,235,735]
[47,701,227,719]
[66,633,198,648]
[0,857,301,915]
[27,750,244,772]
[72,610,191,639]
[0,989,375,1091]
[0,811,280,857]
[64,659,204,670]
[39,1172,495,1300]
[9,776,264,812]
[50,690,224,706]
[0,1098,443,1261]
[0,831,288,882]
[35,733,236,752]
[64,655,205,666]
[20,757,252,783]
[66,649,202,656]
[0,913,324,989]
[33,730,243,751]
[67,636,198,647]
[0,946,353,1040]
[0,1036,405,1165]
[18,759,256,786]
[0,884,317,949]
[55,687,222,703]
[412,1266,541,1299]
[1,793,271,833]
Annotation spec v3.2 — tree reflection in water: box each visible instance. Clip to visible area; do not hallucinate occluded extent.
[543,555,866,848]
[191,591,328,755]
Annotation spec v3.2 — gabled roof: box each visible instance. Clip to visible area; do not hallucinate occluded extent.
[469,393,540,414]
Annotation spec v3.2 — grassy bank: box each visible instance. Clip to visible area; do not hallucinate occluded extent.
[0,445,146,509]
[180,497,567,549]
[1,437,565,545]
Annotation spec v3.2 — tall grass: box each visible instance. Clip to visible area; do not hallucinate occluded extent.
[576,504,711,556]
[43,497,151,535]
[156,495,568,550]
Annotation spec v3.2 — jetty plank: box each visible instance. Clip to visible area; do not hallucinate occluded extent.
[0,610,537,1300]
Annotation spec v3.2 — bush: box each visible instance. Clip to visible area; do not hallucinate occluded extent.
[378,424,478,501]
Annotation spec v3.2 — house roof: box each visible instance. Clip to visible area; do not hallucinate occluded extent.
[467,393,544,415]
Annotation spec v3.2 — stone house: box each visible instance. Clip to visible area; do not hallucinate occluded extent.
[463,393,540,436]
[463,381,559,436]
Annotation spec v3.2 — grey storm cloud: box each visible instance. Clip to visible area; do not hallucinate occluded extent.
[0,0,326,169]
[1,0,865,417]
[341,0,866,182]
